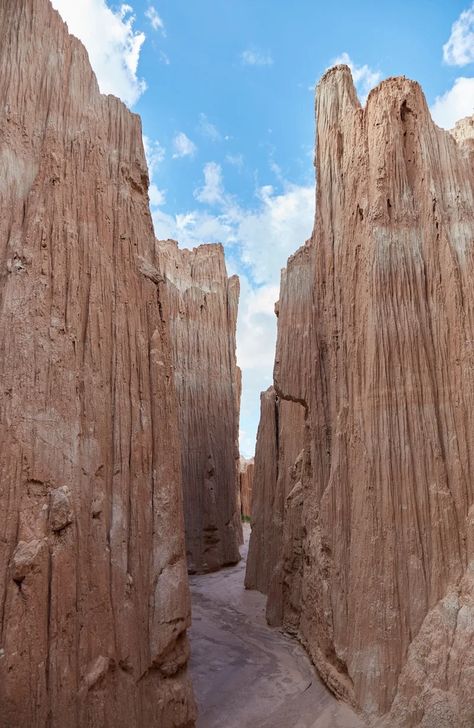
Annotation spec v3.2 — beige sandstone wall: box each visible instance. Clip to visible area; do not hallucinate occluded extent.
[246,65,474,728]
[157,240,241,574]
[239,457,254,519]
[0,1,195,725]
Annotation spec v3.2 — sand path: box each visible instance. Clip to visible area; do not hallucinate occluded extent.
[189,526,365,728]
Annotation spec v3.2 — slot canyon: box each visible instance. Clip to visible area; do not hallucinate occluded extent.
[0,1,473,727]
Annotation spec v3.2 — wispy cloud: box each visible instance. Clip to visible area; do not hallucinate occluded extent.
[331,52,381,103]
[226,153,244,170]
[152,207,234,248]
[143,135,165,176]
[155,166,314,286]
[237,183,314,285]
[443,3,474,66]
[235,275,279,457]
[194,162,225,205]
[145,5,165,34]
[241,49,274,67]
[172,132,197,158]
[149,183,166,206]
[151,163,314,456]
[198,113,222,141]
[51,0,146,106]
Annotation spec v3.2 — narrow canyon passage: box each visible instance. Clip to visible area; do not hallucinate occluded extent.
[189,527,365,728]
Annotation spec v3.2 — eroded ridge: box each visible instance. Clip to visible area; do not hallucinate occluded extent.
[246,65,474,728]
[157,240,242,575]
[0,1,195,725]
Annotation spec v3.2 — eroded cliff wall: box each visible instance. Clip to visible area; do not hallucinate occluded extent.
[156,240,241,574]
[0,1,195,725]
[246,66,474,728]
[239,457,254,519]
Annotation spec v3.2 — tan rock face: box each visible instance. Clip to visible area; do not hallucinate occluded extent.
[239,457,254,519]
[246,65,474,727]
[0,1,195,726]
[156,240,241,574]
[245,391,307,630]
[450,115,474,147]
[245,388,279,594]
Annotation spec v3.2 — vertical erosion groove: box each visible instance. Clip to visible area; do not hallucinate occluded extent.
[0,1,195,726]
[246,65,474,728]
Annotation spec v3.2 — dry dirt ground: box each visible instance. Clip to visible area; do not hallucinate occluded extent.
[189,525,365,728]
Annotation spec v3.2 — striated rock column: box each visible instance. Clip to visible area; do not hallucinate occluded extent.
[245,245,311,623]
[245,388,279,594]
[0,1,195,726]
[239,457,254,519]
[247,65,474,728]
[156,240,241,574]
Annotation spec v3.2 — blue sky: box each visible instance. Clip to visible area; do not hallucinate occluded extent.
[52,0,474,456]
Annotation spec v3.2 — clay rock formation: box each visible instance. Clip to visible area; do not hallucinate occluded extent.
[0,1,195,726]
[239,457,254,519]
[451,115,474,149]
[156,240,241,574]
[246,65,474,728]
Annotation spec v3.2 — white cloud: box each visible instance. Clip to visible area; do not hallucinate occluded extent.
[151,164,314,455]
[226,153,244,169]
[160,51,171,65]
[152,207,235,246]
[186,164,315,283]
[237,183,314,284]
[443,3,474,66]
[51,0,146,106]
[145,5,165,34]
[155,166,314,287]
[194,162,225,205]
[149,184,166,206]
[236,276,279,457]
[172,132,197,158]
[241,49,274,67]
[198,113,222,141]
[331,51,381,104]
[430,76,474,128]
[143,135,166,211]
[269,158,284,183]
[239,427,256,459]
[143,135,165,176]
[428,6,474,129]
[236,277,279,371]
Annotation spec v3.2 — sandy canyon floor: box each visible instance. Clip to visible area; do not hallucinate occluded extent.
[189,526,365,728]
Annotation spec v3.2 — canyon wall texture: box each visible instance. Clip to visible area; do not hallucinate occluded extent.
[246,65,474,728]
[0,1,195,726]
[156,240,241,574]
[239,457,254,519]
[245,386,307,630]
